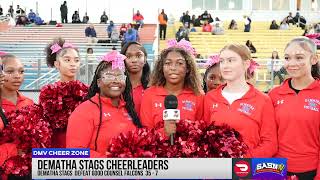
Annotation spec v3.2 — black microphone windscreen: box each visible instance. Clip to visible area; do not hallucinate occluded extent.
[164,95,178,109]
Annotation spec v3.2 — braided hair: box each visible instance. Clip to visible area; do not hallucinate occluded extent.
[86,61,142,150]
[203,64,217,93]
[120,41,150,89]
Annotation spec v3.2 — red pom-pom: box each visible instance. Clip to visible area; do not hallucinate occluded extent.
[108,119,247,158]
[199,122,248,157]
[39,80,88,129]
[107,128,166,157]
[2,153,31,176]
[3,104,52,151]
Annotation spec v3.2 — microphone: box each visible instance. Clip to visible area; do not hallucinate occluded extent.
[163,95,180,145]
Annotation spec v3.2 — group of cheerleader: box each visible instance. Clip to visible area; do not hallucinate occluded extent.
[0,36,319,179]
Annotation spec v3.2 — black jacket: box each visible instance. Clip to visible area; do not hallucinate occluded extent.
[60,4,68,15]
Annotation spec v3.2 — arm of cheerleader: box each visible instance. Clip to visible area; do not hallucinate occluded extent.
[0,143,17,166]
[66,106,106,158]
[245,97,278,158]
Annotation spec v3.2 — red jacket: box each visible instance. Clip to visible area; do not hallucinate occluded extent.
[204,83,277,157]
[67,94,137,157]
[269,79,320,176]
[2,92,34,115]
[0,92,33,166]
[140,86,204,129]
[133,14,144,21]
[132,84,144,118]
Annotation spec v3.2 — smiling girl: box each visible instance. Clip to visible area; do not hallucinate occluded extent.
[140,40,204,131]
[204,44,278,158]
[66,51,142,157]
[269,37,320,179]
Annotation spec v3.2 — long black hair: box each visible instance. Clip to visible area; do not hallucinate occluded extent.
[86,61,142,150]
[120,41,150,89]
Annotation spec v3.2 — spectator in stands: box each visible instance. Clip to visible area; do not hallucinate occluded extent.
[194,15,202,27]
[72,11,81,23]
[314,23,320,33]
[8,5,14,17]
[121,42,150,116]
[228,19,238,30]
[123,25,139,45]
[207,14,213,24]
[280,20,289,30]
[176,26,189,42]
[293,12,300,23]
[182,11,191,28]
[294,14,307,29]
[100,11,108,24]
[286,12,295,24]
[269,51,285,84]
[84,48,96,83]
[200,10,209,21]
[28,9,36,23]
[16,16,29,26]
[196,53,203,59]
[34,14,46,25]
[110,28,120,43]
[119,23,128,40]
[133,10,144,28]
[270,20,279,30]
[0,5,3,16]
[85,24,97,44]
[107,20,115,38]
[158,9,168,40]
[212,23,224,35]
[202,21,212,32]
[292,12,306,29]
[191,15,196,25]
[16,5,25,15]
[60,1,68,23]
[82,12,89,24]
[244,15,252,32]
[306,24,315,34]
[190,24,196,32]
[179,12,185,23]
[246,40,256,54]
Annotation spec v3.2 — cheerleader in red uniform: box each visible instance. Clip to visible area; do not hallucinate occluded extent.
[121,42,150,116]
[140,39,204,135]
[67,51,142,157]
[204,44,277,157]
[203,54,224,93]
[0,54,33,175]
[269,37,320,179]
[43,38,82,148]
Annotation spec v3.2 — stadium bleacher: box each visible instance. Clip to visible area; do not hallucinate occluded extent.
[0,22,156,91]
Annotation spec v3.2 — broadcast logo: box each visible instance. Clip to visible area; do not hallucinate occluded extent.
[252,158,287,179]
[232,158,252,179]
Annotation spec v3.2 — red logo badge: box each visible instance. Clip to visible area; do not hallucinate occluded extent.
[234,160,250,177]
